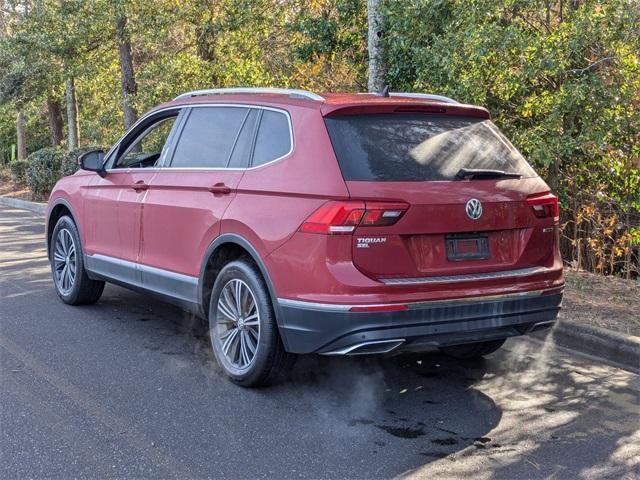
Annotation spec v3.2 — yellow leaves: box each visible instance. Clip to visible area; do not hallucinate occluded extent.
[562,199,637,276]
[613,246,626,258]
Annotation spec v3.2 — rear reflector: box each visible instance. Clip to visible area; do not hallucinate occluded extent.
[527,192,559,223]
[350,304,408,312]
[299,201,409,234]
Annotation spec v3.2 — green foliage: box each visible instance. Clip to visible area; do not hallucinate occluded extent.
[9,160,29,185]
[380,0,639,277]
[26,148,64,200]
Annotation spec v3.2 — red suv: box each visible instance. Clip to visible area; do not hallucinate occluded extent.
[46,88,564,386]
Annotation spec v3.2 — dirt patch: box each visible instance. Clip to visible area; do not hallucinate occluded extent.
[0,178,34,200]
[561,268,640,336]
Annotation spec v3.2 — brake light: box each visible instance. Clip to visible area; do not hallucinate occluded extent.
[527,193,559,223]
[299,201,408,234]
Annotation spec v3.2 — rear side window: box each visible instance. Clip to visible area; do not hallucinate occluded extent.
[252,110,291,167]
[324,114,537,181]
[171,107,248,168]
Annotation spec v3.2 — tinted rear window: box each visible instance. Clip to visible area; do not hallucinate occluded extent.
[171,107,248,168]
[324,114,537,181]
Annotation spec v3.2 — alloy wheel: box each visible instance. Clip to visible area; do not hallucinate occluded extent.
[215,279,261,370]
[53,228,77,295]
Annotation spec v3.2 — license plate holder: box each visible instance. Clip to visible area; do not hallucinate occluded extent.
[446,233,490,261]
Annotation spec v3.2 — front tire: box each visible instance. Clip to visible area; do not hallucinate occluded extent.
[50,215,104,305]
[440,339,506,359]
[208,258,294,387]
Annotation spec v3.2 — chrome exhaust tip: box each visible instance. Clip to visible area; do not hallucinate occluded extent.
[530,320,556,332]
[321,339,405,356]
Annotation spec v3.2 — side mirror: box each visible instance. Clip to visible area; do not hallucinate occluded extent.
[79,150,106,177]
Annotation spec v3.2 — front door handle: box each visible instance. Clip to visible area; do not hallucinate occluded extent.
[131,180,149,192]
[208,183,232,195]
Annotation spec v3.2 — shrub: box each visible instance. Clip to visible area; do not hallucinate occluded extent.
[9,160,29,185]
[62,147,103,177]
[26,147,64,200]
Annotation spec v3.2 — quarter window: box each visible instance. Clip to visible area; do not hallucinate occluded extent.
[171,107,248,168]
[252,110,291,167]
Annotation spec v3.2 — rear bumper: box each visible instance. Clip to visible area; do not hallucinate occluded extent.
[277,288,562,354]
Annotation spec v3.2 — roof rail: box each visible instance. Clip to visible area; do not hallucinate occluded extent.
[173,87,324,102]
[389,92,459,104]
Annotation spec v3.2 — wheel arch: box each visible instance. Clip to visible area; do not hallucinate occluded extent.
[198,234,282,326]
[46,198,80,259]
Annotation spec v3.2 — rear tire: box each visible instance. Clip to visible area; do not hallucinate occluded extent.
[50,215,105,305]
[440,339,505,359]
[208,258,295,387]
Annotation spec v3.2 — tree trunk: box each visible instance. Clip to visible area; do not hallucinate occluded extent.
[547,159,559,192]
[16,109,27,161]
[116,14,138,130]
[65,78,79,150]
[46,96,64,147]
[367,0,385,93]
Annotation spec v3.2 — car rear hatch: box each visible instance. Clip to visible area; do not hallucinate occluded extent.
[322,104,559,282]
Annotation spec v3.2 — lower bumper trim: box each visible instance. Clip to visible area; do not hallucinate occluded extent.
[277,291,562,354]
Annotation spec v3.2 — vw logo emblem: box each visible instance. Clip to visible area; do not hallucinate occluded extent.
[465,198,483,220]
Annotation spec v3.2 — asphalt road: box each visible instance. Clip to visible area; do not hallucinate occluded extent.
[1,204,638,480]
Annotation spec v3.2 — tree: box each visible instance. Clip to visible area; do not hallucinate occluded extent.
[115,8,138,129]
[15,109,26,160]
[65,78,79,150]
[379,0,639,277]
[46,94,64,147]
[367,0,384,92]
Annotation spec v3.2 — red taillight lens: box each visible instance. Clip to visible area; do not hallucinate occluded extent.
[360,202,409,226]
[299,201,408,234]
[299,201,365,234]
[527,192,559,223]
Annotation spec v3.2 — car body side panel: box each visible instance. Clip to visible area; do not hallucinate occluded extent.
[140,170,243,277]
[223,107,350,264]
[46,171,94,249]
[81,170,157,262]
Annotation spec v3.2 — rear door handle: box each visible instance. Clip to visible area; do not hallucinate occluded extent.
[131,180,149,192]
[208,183,232,195]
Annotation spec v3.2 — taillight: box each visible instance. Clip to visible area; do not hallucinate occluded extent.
[299,201,408,234]
[527,192,559,223]
[360,202,408,226]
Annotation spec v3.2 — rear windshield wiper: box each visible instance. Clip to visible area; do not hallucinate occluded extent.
[455,168,522,180]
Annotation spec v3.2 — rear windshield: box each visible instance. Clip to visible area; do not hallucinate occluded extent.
[324,114,537,181]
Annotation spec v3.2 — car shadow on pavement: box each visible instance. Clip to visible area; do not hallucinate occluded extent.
[95,284,503,474]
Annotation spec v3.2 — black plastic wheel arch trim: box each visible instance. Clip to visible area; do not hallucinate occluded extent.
[197,233,284,343]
